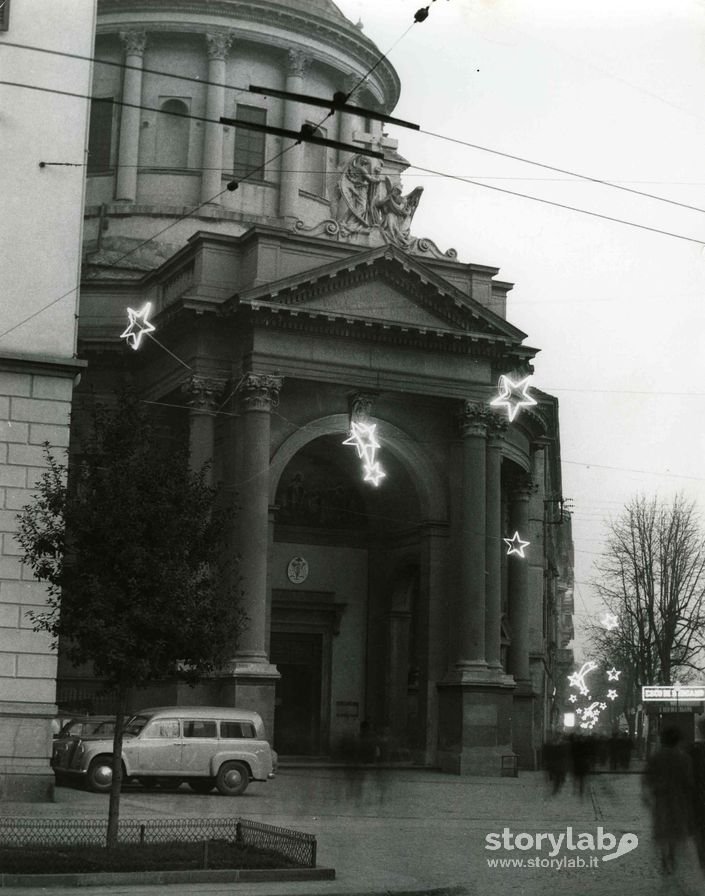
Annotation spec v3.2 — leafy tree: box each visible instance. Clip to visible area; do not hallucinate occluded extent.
[590,494,705,737]
[17,393,245,846]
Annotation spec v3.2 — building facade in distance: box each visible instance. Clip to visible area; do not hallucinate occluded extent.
[0,0,95,800]
[63,0,574,774]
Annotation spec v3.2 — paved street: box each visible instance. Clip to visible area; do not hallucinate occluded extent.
[1,767,704,895]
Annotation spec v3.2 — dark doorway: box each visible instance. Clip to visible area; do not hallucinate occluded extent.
[271,631,323,755]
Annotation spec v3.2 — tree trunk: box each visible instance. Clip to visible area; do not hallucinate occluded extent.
[106,687,129,849]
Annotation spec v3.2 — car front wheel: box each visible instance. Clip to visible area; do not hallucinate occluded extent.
[86,757,115,793]
[215,761,249,796]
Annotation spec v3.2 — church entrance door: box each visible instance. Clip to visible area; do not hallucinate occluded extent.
[270,631,323,755]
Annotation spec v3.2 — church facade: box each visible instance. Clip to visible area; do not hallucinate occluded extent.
[63,0,574,774]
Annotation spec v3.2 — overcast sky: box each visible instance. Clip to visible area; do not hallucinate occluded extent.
[336,0,705,652]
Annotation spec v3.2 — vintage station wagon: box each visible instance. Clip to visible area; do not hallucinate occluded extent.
[51,706,276,796]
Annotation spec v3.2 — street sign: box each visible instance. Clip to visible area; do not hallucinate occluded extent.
[642,685,705,702]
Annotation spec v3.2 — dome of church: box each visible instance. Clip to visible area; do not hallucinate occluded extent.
[83,0,401,275]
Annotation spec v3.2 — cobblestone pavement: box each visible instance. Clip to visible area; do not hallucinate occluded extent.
[2,768,704,895]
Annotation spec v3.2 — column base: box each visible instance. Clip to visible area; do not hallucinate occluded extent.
[512,681,537,770]
[437,679,515,776]
[215,663,281,744]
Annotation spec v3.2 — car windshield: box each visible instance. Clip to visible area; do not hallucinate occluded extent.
[123,714,150,736]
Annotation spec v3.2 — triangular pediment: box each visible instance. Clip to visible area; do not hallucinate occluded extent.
[236,245,528,346]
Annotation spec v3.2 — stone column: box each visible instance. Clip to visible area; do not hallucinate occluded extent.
[181,376,225,484]
[201,32,233,205]
[455,402,489,673]
[116,31,147,201]
[235,373,282,664]
[507,477,533,684]
[278,50,309,218]
[337,74,359,164]
[485,417,506,671]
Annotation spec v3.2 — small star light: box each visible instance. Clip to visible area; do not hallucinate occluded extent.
[606,689,618,701]
[490,374,537,423]
[504,531,530,558]
[343,421,385,486]
[120,302,155,350]
[599,702,607,710]
[342,421,380,463]
[568,694,577,703]
[363,462,386,487]
[600,612,619,631]
[606,668,621,682]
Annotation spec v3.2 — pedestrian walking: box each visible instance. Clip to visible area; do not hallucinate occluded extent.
[643,725,694,875]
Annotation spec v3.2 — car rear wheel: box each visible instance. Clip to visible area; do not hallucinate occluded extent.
[216,761,249,796]
[86,757,115,793]
[188,778,215,794]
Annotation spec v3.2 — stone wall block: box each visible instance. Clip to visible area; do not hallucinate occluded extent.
[4,488,32,511]
[0,605,19,627]
[0,373,32,397]
[0,466,26,488]
[8,443,48,468]
[17,654,55,678]
[28,423,70,447]
[10,398,71,426]
[1,422,29,444]
[31,377,74,402]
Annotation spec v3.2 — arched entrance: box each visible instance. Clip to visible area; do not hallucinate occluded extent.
[269,423,435,758]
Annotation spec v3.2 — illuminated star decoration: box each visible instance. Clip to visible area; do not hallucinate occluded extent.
[606,667,621,682]
[489,374,537,423]
[503,531,530,558]
[600,612,619,631]
[567,661,597,696]
[606,690,618,701]
[120,302,156,350]
[343,421,385,487]
[568,694,577,703]
[599,702,607,710]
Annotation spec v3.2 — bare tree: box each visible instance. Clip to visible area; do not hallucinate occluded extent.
[591,494,705,702]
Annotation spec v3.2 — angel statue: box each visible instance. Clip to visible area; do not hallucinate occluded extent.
[373,177,424,249]
[335,154,386,236]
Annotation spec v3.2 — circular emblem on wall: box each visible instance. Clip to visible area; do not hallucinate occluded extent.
[287,556,309,584]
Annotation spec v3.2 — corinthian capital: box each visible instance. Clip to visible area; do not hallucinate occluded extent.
[349,392,377,426]
[181,376,226,411]
[511,474,537,502]
[120,31,147,57]
[240,374,283,412]
[287,49,311,78]
[206,31,234,61]
[458,401,492,438]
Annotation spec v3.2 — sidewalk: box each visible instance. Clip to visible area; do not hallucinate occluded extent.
[1,767,703,895]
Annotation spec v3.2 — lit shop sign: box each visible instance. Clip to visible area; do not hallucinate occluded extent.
[642,686,705,702]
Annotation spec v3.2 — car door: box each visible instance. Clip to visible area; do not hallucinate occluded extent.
[181,718,218,774]
[135,718,182,773]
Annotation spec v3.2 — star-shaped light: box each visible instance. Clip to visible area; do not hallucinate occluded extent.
[503,531,530,558]
[606,667,621,682]
[342,421,380,464]
[568,694,577,703]
[120,302,155,350]
[490,374,537,423]
[599,702,607,710]
[363,462,386,487]
[600,613,619,631]
[567,661,597,695]
[606,689,618,701]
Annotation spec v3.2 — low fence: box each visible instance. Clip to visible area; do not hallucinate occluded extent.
[0,817,316,868]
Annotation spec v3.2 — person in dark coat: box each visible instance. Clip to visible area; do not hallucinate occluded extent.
[643,726,694,874]
[690,718,705,870]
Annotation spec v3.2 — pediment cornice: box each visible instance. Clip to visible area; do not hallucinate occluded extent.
[232,244,529,346]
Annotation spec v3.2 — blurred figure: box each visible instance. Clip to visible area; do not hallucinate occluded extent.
[569,733,594,797]
[543,735,569,795]
[690,717,705,870]
[643,725,694,875]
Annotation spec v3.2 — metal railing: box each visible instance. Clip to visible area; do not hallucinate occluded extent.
[0,817,316,868]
